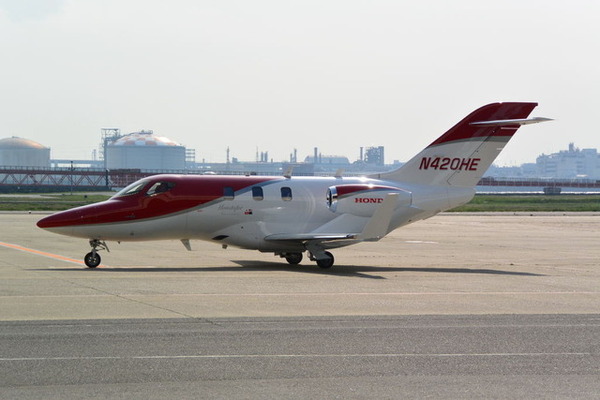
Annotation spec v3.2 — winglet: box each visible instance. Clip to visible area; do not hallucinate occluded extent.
[181,239,192,251]
[357,193,398,241]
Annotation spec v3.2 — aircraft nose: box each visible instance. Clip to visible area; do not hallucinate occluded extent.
[37,209,82,229]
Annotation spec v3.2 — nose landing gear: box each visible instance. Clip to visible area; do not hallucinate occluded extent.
[84,239,109,268]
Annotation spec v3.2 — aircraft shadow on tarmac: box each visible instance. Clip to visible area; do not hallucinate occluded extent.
[232,261,545,279]
[38,261,544,280]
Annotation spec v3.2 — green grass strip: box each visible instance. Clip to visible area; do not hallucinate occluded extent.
[451,194,600,212]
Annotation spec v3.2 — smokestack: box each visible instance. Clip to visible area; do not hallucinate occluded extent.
[314,147,318,164]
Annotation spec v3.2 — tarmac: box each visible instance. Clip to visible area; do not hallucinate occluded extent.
[1,212,599,398]
[1,213,599,320]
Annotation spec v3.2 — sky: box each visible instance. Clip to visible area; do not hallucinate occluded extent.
[1,0,599,166]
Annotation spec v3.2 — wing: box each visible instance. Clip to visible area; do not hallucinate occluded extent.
[264,193,399,247]
[265,233,357,241]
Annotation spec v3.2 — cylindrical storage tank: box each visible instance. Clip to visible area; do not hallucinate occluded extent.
[0,137,50,167]
[106,131,186,170]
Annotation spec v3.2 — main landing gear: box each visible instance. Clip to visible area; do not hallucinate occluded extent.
[284,252,303,265]
[310,251,334,269]
[280,251,335,269]
[84,239,109,268]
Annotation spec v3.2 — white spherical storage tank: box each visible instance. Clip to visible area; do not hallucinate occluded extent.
[105,131,186,170]
[0,137,50,167]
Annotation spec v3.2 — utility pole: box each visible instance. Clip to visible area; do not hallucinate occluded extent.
[70,160,74,195]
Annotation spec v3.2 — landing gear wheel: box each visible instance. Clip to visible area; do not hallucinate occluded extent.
[84,252,101,268]
[316,251,334,269]
[84,239,109,269]
[285,253,303,265]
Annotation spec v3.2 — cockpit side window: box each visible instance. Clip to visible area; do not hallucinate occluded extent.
[113,180,149,198]
[146,181,176,196]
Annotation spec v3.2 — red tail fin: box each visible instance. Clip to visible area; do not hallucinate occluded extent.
[374,102,548,187]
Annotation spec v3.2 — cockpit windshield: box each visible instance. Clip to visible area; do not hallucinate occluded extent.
[112,180,150,198]
[111,179,176,199]
[146,181,176,196]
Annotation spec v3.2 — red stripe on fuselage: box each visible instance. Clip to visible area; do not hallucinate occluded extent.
[334,184,401,198]
[37,175,279,229]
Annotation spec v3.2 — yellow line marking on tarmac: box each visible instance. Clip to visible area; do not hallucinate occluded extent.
[0,241,87,266]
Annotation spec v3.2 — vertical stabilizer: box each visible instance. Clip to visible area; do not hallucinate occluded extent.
[373,102,547,187]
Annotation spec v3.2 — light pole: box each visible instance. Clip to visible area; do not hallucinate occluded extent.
[70,161,74,195]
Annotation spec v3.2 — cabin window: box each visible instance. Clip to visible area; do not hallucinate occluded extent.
[281,187,292,201]
[146,181,175,196]
[223,186,235,200]
[252,186,264,201]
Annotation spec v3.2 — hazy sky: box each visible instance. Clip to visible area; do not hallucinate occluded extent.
[1,0,598,165]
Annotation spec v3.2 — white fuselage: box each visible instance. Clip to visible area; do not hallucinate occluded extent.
[44,176,474,252]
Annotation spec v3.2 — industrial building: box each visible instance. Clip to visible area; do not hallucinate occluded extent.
[361,146,385,166]
[2,132,600,193]
[536,143,600,179]
[105,130,187,170]
[0,137,50,168]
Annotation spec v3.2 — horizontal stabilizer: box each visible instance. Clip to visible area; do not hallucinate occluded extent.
[470,117,553,127]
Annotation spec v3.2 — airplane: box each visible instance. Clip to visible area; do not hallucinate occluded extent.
[37,102,551,269]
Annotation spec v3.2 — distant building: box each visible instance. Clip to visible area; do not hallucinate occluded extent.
[536,143,600,179]
[105,131,186,170]
[363,146,385,166]
[303,155,350,165]
[0,137,50,167]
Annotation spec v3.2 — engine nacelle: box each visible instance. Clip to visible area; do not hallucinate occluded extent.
[326,184,412,217]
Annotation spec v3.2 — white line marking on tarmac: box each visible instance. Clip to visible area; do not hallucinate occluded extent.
[1,290,598,300]
[0,352,593,362]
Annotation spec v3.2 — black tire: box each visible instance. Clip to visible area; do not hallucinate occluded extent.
[316,251,334,269]
[84,252,101,268]
[285,253,303,265]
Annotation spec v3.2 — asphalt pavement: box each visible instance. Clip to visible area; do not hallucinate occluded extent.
[1,213,599,398]
[2,315,600,399]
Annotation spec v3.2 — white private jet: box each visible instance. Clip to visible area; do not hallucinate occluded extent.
[37,102,551,268]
